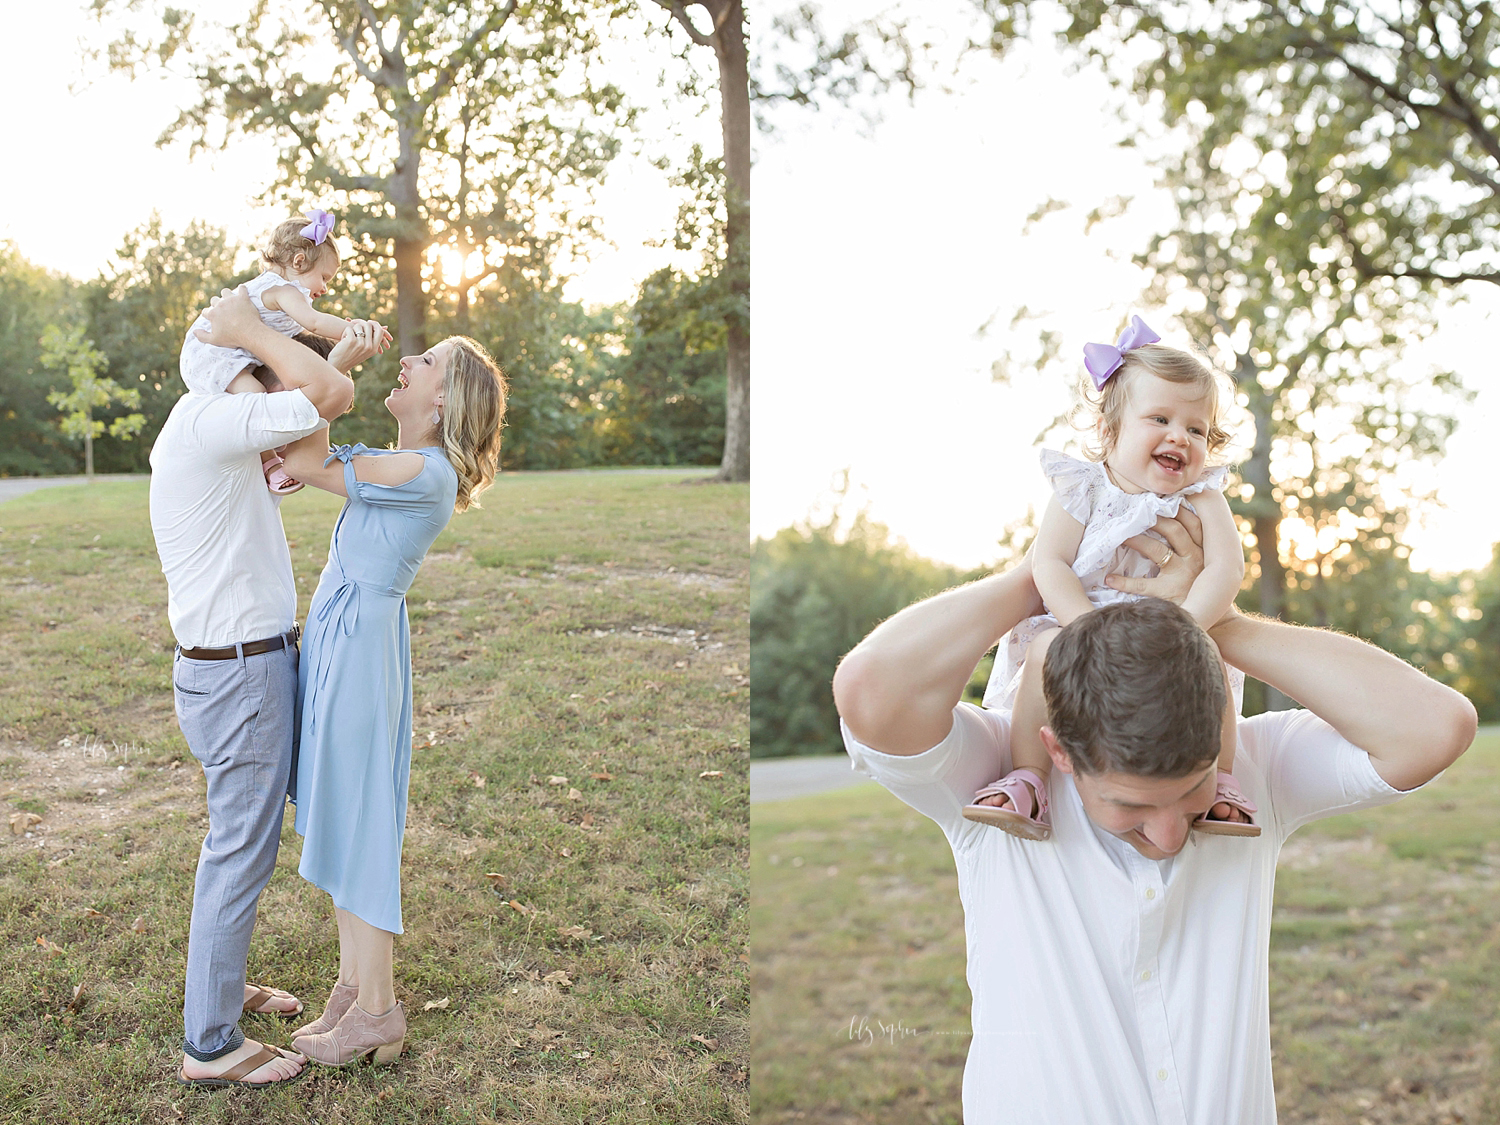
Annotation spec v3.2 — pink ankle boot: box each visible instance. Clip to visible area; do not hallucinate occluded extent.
[290,980,358,1040]
[294,999,406,1066]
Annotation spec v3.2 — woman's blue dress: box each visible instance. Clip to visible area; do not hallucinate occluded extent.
[293,443,457,934]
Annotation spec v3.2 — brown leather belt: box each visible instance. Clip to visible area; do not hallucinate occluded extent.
[180,624,301,662]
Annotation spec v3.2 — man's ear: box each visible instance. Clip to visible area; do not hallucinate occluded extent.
[1040,726,1074,776]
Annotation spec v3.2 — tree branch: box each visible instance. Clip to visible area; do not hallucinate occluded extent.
[424,2,518,108]
[657,1,716,48]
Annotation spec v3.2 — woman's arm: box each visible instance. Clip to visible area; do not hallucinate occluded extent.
[1031,496,1093,626]
[279,432,426,499]
[261,284,355,341]
[1178,488,1246,627]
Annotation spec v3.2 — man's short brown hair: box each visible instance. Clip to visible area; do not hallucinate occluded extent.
[1042,599,1224,778]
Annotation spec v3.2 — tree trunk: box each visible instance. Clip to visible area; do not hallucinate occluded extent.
[84,426,94,480]
[391,99,427,357]
[1242,377,1292,710]
[713,0,750,483]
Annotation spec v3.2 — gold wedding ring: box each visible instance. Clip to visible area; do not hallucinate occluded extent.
[1158,551,1172,568]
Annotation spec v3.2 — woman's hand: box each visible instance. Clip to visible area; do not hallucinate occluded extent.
[1103,509,1206,606]
[193,286,262,350]
[327,319,391,375]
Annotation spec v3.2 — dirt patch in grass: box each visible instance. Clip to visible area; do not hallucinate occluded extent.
[0,469,747,1124]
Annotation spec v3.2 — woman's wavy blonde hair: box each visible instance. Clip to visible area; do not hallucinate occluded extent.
[1077,343,1234,466]
[436,336,507,513]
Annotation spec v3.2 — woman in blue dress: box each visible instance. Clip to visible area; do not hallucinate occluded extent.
[277,336,506,1066]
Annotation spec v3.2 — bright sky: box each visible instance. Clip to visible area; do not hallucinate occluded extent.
[2,3,711,307]
[752,5,1500,576]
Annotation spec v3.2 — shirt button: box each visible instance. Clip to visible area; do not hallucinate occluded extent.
[1157,1068,1168,1081]
[1145,888,1156,900]
[1141,970,1152,981]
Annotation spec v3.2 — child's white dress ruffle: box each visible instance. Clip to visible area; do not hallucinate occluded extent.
[982,448,1241,710]
[179,271,317,394]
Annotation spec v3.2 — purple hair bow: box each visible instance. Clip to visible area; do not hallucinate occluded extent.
[300,208,335,245]
[1083,315,1160,390]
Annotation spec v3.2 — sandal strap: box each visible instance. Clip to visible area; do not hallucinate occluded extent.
[219,1043,281,1083]
[243,986,273,1013]
[1213,770,1258,816]
[971,768,1049,822]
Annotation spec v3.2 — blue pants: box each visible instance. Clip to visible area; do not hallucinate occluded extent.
[172,643,298,1057]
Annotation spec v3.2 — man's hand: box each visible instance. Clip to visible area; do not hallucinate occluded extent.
[192,286,262,350]
[327,319,391,375]
[1103,509,1207,607]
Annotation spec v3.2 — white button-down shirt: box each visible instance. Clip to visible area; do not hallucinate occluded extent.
[843,704,1416,1123]
[148,389,323,648]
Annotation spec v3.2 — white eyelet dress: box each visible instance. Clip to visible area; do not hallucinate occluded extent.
[178,271,317,394]
[982,448,1242,711]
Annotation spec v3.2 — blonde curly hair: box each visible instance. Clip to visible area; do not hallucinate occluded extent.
[435,336,507,513]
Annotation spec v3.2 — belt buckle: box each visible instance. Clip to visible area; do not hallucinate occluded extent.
[290,622,302,645]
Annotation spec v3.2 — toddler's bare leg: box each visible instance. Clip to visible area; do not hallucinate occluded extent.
[1209,639,1249,824]
[975,626,1058,810]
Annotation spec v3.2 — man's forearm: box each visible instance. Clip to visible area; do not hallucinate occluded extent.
[833,560,1041,756]
[1211,613,1477,791]
[243,328,354,420]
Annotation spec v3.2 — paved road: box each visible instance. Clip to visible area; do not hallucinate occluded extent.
[750,754,875,804]
[0,475,147,503]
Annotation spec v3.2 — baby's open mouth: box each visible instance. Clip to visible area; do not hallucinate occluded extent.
[1154,452,1184,472]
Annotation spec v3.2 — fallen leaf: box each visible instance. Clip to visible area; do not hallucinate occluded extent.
[484,872,508,887]
[423,997,451,1011]
[580,812,595,827]
[590,771,614,781]
[691,1034,719,1050]
[569,692,584,699]
[721,664,741,677]
[558,925,591,940]
[566,788,582,801]
[733,1069,747,1085]
[508,900,532,915]
[68,982,85,1010]
[9,812,42,835]
[548,775,569,786]
[130,915,147,934]
[699,770,723,780]
[36,937,64,959]
[83,908,105,919]
[542,970,573,987]
[560,847,572,858]
[572,1050,591,1059]
[375,1087,395,1103]
[469,771,486,789]
[673,660,687,669]
[169,759,182,770]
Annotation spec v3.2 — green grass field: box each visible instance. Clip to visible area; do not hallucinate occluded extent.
[0,469,747,1124]
[752,730,1500,1125]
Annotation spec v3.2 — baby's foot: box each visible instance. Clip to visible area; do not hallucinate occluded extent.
[962,768,1051,840]
[263,454,304,496]
[1193,770,1261,837]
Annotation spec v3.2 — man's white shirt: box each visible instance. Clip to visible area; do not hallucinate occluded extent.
[843,705,1419,1124]
[149,389,324,649]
